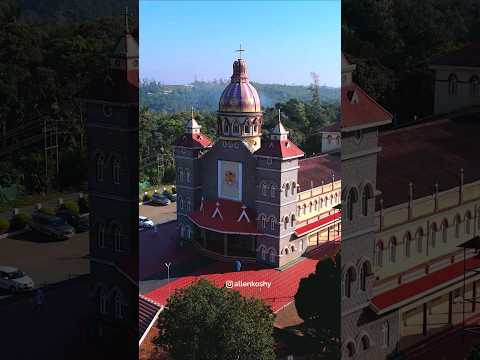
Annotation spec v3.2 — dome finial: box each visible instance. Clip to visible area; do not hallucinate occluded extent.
[235,44,245,60]
[123,6,129,34]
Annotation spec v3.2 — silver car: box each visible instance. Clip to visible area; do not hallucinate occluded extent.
[139,216,155,231]
[0,266,34,292]
[29,212,75,240]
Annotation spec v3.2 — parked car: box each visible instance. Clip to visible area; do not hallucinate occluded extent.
[139,216,155,231]
[151,193,170,206]
[56,208,89,233]
[29,212,75,240]
[0,266,34,292]
[166,193,177,202]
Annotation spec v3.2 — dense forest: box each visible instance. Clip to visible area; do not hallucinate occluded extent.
[342,0,480,124]
[140,80,340,113]
[139,96,340,186]
[0,0,137,196]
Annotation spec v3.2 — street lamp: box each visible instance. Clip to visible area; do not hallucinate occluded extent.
[165,262,172,298]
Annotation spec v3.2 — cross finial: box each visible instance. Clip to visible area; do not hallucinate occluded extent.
[235,44,245,59]
[191,106,194,119]
[278,108,281,123]
[123,7,129,33]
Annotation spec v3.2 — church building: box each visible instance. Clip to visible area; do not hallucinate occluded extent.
[174,53,341,268]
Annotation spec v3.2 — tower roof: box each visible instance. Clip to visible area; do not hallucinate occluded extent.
[218,47,261,113]
[79,9,138,103]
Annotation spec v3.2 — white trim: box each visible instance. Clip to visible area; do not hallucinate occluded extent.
[188,216,260,236]
[254,154,303,161]
[255,166,300,172]
[255,199,298,207]
[139,304,164,346]
[341,147,382,161]
[342,120,391,132]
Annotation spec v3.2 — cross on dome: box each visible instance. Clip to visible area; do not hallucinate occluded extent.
[123,7,130,34]
[235,44,245,59]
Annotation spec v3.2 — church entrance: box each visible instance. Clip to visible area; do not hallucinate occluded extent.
[201,230,256,258]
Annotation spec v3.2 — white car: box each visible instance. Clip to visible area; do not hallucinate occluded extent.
[0,266,34,292]
[139,216,155,231]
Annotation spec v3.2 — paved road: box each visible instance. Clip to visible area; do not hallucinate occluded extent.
[139,202,176,224]
[0,191,81,220]
[0,229,89,299]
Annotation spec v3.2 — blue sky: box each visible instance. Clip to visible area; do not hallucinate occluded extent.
[140,1,340,87]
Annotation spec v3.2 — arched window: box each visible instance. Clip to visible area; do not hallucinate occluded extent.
[244,123,250,133]
[416,228,424,253]
[404,232,412,257]
[270,217,275,231]
[362,185,372,216]
[97,223,105,249]
[232,121,240,134]
[389,237,397,263]
[345,267,356,298]
[113,289,126,320]
[96,153,104,182]
[441,219,448,243]
[334,193,338,204]
[260,215,266,229]
[360,261,371,291]
[285,183,290,198]
[284,216,289,230]
[291,182,296,196]
[336,136,341,145]
[261,182,267,196]
[113,225,122,252]
[346,342,356,357]
[431,223,438,249]
[347,188,358,221]
[376,241,384,267]
[269,249,275,264]
[330,195,334,205]
[297,206,301,217]
[454,215,461,238]
[112,158,120,184]
[291,214,296,227]
[186,199,191,211]
[303,204,307,215]
[448,74,458,96]
[98,286,108,315]
[223,121,230,134]
[382,321,390,347]
[179,168,184,182]
[320,198,324,208]
[314,200,318,211]
[179,197,184,210]
[465,211,472,234]
[309,202,313,213]
[361,335,371,350]
[470,76,479,97]
[260,246,266,260]
[180,225,185,238]
[270,184,276,198]
[185,169,191,183]
[327,135,332,144]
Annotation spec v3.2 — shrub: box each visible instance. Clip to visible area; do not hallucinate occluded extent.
[0,218,9,233]
[38,207,54,215]
[78,197,89,214]
[163,188,172,196]
[143,193,152,202]
[171,186,176,194]
[10,213,31,230]
[64,201,79,214]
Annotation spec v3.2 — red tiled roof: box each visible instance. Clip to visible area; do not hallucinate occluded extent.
[297,153,341,191]
[254,139,304,159]
[371,257,480,313]
[144,241,340,312]
[139,295,161,342]
[295,211,341,237]
[430,42,480,68]
[376,115,480,209]
[188,198,261,235]
[341,83,392,130]
[175,133,212,148]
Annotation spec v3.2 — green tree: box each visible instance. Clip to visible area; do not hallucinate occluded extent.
[295,253,341,358]
[155,279,275,360]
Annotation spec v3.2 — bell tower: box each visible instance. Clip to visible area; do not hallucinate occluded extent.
[217,47,263,152]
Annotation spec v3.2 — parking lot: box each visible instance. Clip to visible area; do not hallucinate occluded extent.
[0,229,89,299]
[140,201,176,225]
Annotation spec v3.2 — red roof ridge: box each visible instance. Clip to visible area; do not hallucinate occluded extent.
[351,82,392,120]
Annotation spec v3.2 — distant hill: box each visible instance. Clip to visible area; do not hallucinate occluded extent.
[17,0,137,24]
[140,80,340,113]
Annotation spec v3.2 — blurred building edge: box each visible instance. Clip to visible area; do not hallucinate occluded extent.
[342,48,480,359]
[77,10,139,359]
